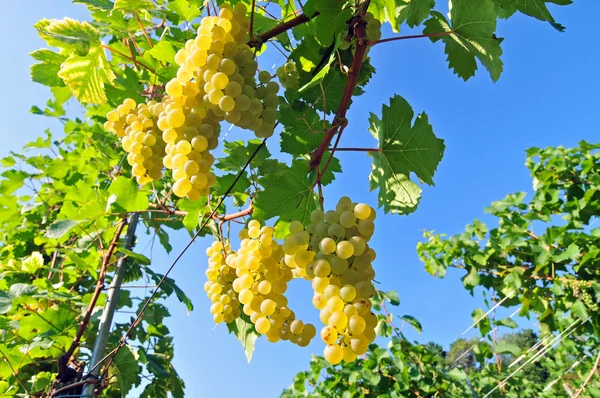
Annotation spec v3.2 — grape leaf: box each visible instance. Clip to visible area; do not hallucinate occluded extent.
[74,0,114,11]
[34,18,99,55]
[216,139,270,171]
[495,341,521,356]
[107,176,149,212]
[493,0,570,30]
[177,197,208,233]
[401,315,422,333]
[304,0,353,46]
[45,219,83,239]
[254,160,318,224]
[227,315,259,363]
[398,0,436,28]
[30,49,67,87]
[113,0,156,12]
[147,41,177,63]
[214,173,251,207]
[58,45,116,104]
[301,71,347,114]
[114,345,142,395]
[279,100,328,156]
[166,0,203,22]
[368,0,402,32]
[423,0,503,81]
[0,292,12,314]
[368,95,444,215]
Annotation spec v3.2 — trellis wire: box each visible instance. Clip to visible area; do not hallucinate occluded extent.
[482,317,590,398]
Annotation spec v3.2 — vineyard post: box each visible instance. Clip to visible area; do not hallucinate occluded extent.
[82,213,139,396]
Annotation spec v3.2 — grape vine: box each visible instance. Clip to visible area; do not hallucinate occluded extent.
[0,0,589,397]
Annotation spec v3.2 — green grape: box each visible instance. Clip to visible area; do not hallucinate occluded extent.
[321,326,338,344]
[258,70,271,84]
[324,344,344,365]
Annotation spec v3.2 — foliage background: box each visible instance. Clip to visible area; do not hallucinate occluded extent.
[0,0,599,397]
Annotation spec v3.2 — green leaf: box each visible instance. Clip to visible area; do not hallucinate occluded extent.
[166,0,203,22]
[107,176,149,212]
[304,0,353,46]
[117,248,151,265]
[74,0,114,11]
[227,316,259,363]
[177,197,208,233]
[279,101,329,156]
[401,315,422,333]
[253,159,319,224]
[571,300,589,321]
[45,219,83,239]
[146,269,194,313]
[399,0,436,28]
[447,367,467,381]
[382,290,400,306]
[368,95,444,215]
[552,242,579,262]
[252,14,292,50]
[0,292,12,314]
[58,45,116,104]
[31,371,52,392]
[368,0,402,32]
[423,0,503,81]
[114,345,142,395]
[147,41,177,63]
[495,341,521,356]
[494,317,518,328]
[494,0,570,28]
[30,49,67,87]
[34,18,99,55]
[216,139,270,172]
[113,0,156,12]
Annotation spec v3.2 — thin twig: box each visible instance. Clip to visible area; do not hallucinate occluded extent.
[133,12,154,48]
[374,31,454,45]
[574,351,600,398]
[248,12,317,48]
[0,347,30,394]
[102,44,156,74]
[329,147,381,152]
[50,379,98,397]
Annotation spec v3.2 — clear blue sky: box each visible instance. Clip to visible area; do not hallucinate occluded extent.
[2,1,599,397]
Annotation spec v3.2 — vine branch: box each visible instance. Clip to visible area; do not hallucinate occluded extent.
[248,12,317,48]
[574,350,600,398]
[309,5,370,188]
[58,217,128,378]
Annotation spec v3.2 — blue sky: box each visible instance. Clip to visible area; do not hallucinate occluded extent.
[2,1,599,397]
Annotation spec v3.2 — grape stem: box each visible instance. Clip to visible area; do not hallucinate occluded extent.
[328,147,382,152]
[101,44,156,74]
[374,31,454,45]
[249,0,256,40]
[146,203,253,221]
[58,217,128,380]
[309,2,371,189]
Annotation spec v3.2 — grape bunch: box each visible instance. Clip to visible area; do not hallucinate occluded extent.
[168,3,279,139]
[365,12,382,42]
[106,3,281,199]
[205,220,317,347]
[276,62,299,90]
[205,240,242,324]
[282,197,378,364]
[563,279,599,313]
[105,98,167,186]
